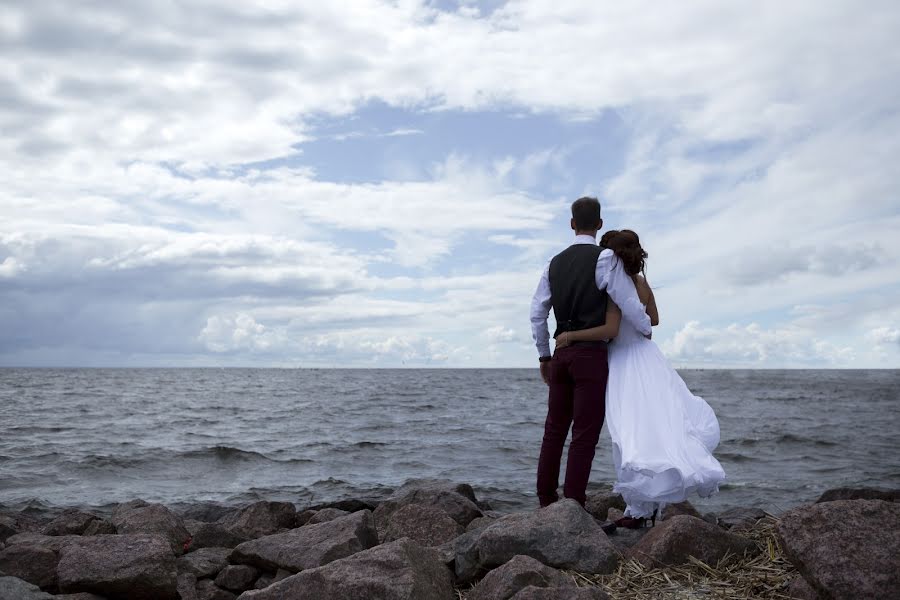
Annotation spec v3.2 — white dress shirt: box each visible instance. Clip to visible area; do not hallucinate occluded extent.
[530,234,652,358]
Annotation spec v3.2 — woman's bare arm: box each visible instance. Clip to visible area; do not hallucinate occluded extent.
[633,275,659,326]
[555,302,621,348]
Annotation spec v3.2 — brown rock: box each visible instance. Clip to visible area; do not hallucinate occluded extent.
[380,504,463,546]
[306,508,349,525]
[374,482,483,539]
[454,500,620,584]
[815,487,900,504]
[776,499,900,600]
[196,578,236,600]
[468,555,574,600]
[177,547,231,578]
[511,586,610,600]
[715,506,766,530]
[626,515,758,568]
[56,534,177,600]
[229,509,377,573]
[661,501,702,521]
[81,519,116,536]
[112,503,191,555]
[235,538,454,600]
[295,510,317,526]
[215,565,259,592]
[220,502,296,540]
[466,515,498,533]
[584,491,625,522]
[0,543,58,590]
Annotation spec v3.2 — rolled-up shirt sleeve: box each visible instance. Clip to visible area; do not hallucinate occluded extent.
[530,264,552,357]
[595,249,651,336]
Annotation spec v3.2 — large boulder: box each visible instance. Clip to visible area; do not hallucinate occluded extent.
[215,565,260,592]
[56,534,178,600]
[467,555,574,600]
[235,538,454,600]
[776,499,900,600]
[177,547,231,578]
[0,543,58,590]
[626,515,757,568]
[453,499,620,584]
[220,502,296,539]
[0,576,55,600]
[196,579,237,600]
[380,504,463,547]
[306,508,349,525]
[1,532,80,552]
[661,501,702,521]
[512,586,610,600]
[40,511,107,537]
[374,481,483,539]
[186,521,248,550]
[815,487,900,504]
[229,509,377,573]
[112,503,191,555]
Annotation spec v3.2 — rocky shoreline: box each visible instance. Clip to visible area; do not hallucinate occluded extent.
[1,482,897,600]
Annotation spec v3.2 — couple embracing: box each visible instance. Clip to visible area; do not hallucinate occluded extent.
[529,196,725,528]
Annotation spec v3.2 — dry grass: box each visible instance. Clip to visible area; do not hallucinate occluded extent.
[456,513,799,599]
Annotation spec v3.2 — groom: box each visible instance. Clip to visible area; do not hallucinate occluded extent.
[529,196,652,508]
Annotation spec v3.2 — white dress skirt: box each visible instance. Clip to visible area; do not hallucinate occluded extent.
[606,318,726,518]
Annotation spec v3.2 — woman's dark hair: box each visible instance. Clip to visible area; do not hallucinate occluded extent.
[599,229,620,248]
[603,229,647,276]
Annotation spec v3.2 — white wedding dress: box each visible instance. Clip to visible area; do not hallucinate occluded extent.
[606,316,726,518]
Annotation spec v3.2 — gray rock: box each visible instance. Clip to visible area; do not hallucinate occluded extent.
[214,565,259,592]
[815,487,900,504]
[53,594,107,600]
[235,538,454,600]
[715,506,766,530]
[177,502,237,523]
[374,481,483,538]
[196,578,236,600]
[584,491,625,522]
[661,501,702,521]
[177,547,231,578]
[308,499,376,513]
[1,532,79,553]
[177,573,199,600]
[295,509,317,526]
[0,543,58,590]
[306,508,349,525]
[40,511,104,536]
[186,521,248,550]
[467,555,574,600]
[56,534,177,600]
[626,515,758,568]
[0,576,55,600]
[81,519,116,536]
[0,516,19,543]
[776,499,900,600]
[220,502,296,540]
[454,500,620,585]
[252,573,273,590]
[230,510,377,573]
[112,503,191,555]
[784,575,819,600]
[511,586,610,600]
[380,504,463,547]
[466,515,498,533]
[111,500,149,518]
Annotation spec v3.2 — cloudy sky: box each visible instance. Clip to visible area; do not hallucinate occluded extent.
[1,0,898,368]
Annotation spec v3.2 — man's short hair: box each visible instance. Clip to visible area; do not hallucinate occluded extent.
[572,196,601,230]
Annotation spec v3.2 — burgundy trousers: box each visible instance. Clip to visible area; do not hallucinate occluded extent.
[536,343,609,507]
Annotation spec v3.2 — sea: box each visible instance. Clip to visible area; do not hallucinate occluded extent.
[1,368,898,516]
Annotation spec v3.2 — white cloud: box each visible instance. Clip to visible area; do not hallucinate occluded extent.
[200,313,285,353]
[868,327,900,346]
[484,326,518,343]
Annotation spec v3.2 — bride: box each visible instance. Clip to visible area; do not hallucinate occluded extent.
[555,229,726,527]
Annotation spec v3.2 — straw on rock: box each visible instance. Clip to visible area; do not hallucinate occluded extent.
[456,513,800,600]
